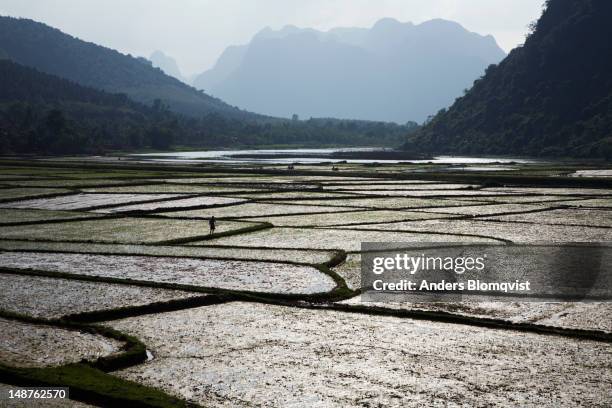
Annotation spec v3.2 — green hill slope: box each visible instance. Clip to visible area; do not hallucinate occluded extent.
[0,16,254,119]
[0,59,172,154]
[405,0,612,158]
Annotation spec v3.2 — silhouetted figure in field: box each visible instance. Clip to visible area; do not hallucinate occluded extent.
[209,216,216,235]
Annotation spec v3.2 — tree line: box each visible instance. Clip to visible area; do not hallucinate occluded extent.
[0,60,418,155]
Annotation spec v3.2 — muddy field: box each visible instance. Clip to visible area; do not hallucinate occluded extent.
[0,318,122,368]
[0,252,334,294]
[0,240,335,264]
[206,226,500,251]
[0,159,610,406]
[111,302,612,407]
[0,193,186,210]
[0,273,202,319]
[0,218,259,243]
[94,196,247,213]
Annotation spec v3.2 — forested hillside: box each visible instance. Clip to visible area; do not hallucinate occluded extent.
[405,0,612,158]
[0,60,415,154]
[0,59,177,154]
[0,16,251,119]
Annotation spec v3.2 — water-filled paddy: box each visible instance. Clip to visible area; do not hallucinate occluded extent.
[94,196,246,213]
[563,198,612,208]
[0,193,185,210]
[340,296,612,332]
[0,252,335,294]
[160,202,355,218]
[269,197,489,209]
[0,188,71,202]
[1,179,137,188]
[483,208,612,227]
[0,318,122,368]
[325,183,475,191]
[0,159,610,407]
[110,302,612,407]
[0,273,201,319]
[338,219,612,243]
[413,203,548,216]
[83,184,267,194]
[0,208,102,223]
[249,209,455,227]
[206,226,498,251]
[0,240,335,264]
[0,218,257,243]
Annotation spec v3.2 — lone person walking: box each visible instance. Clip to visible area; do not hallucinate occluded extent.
[209,216,216,235]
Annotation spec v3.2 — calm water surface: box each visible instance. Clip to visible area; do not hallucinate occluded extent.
[131,148,540,166]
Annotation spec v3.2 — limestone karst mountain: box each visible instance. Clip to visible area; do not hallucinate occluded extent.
[193,18,506,123]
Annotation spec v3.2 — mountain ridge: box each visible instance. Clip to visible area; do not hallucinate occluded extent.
[150,50,187,83]
[193,18,505,123]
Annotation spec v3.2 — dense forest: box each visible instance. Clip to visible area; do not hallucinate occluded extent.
[404,0,612,158]
[0,60,416,154]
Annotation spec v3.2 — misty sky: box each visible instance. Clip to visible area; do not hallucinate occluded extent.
[0,0,546,76]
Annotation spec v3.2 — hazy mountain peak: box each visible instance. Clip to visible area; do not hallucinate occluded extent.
[280,24,301,33]
[149,50,185,83]
[253,26,273,38]
[371,17,405,30]
[253,24,320,42]
[193,44,249,91]
[192,17,506,122]
[419,18,462,27]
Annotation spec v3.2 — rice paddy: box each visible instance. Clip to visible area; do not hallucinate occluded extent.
[0,193,186,210]
[0,273,201,319]
[110,302,612,407]
[0,252,334,294]
[0,159,610,406]
[0,318,123,368]
[0,217,259,243]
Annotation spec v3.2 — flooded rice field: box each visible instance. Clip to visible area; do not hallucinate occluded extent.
[269,196,490,208]
[162,202,358,218]
[482,208,612,227]
[0,252,334,294]
[340,296,612,332]
[0,240,335,264]
[0,208,101,223]
[0,217,258,243]
[331,219,612,243]
[110,302,612,407]
[0,187,72,202]
[206,227,499,251]
[0,193,186,210]
[0,158,610,406]
[0,317,122,368]
[0,273,201,319]
[83,184,268,194]
[94,195,246,213]
[248,209,453,227]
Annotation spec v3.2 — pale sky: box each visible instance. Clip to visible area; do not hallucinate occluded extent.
[0,0,546,76]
